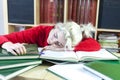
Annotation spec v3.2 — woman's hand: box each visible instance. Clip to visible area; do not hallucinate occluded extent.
[1,42,26,55]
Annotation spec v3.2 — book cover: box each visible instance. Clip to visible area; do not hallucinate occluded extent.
[80,0,86,24]
[89,0,97,25]
[44,0,49,23]
[84,0,90,24]
[83,61,120,80]
[76,0,82,23]
[57,0,64,22]
[48,0,57,23]
[71,0,77,22]
[39,48,118,62]
[0,65,37,80]
[40,0,44,23]
[107,48,120,57]
[67,0,73,21]
[98,33,118,41]
[0,59,42,70]
[0,44,40,60]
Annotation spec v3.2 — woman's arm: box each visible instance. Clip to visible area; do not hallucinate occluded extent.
[2,26,42,44]
[0,25,45,55]
[0,36,10,46]
[0,25,53,55]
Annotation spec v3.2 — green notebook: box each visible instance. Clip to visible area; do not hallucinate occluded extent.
[0,59,42,70]
[0,65,37,80]
[83,60,120,80]
[0,44,40,60]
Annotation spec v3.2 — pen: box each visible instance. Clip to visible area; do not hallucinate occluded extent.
[39,48,46,58]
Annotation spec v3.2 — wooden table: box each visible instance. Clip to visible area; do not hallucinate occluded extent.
[11,61,63,80]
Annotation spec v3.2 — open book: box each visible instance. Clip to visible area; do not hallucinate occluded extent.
[38,48,118,62]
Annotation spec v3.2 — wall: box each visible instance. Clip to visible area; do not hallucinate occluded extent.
[0,0,8,34]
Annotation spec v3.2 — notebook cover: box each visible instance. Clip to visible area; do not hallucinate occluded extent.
[84,60,120,80]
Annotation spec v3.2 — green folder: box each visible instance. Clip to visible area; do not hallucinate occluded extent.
[0,44,40,60]
[83,60,120,80]
[0,59,42,70]
[0,65,37,80]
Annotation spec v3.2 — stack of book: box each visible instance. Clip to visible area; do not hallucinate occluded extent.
[39,0,97,25]
[67,0,97,25]
[98,33,119,50]
[40,0,64,23]
[0,44,42,80]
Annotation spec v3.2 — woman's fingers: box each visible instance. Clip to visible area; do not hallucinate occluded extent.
[7,49,18,56]
[1,42,27,55]
[19,44,26,54]
[14,43,25,55]
[13,43,26,55]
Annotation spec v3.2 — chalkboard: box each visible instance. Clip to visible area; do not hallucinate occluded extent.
[8,0,34,24]
[98,0,120,29]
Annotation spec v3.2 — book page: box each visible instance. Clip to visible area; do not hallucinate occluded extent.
[76,49,118,61]
[38,48,78,62]
[47,63,102,80]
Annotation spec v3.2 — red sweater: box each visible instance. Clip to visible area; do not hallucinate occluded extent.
[0,25,53,47]
[0,25,101,51]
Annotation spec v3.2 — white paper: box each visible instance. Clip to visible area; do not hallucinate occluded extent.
[47,63,102,80]
[76,49,118,61]
[38,48,77,61]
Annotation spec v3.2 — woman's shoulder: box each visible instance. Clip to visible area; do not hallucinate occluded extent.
[25,25,54,32]
[35,24,55,28]
[74,38,101,51]
[82,38,100,45]
[82,37,96,41]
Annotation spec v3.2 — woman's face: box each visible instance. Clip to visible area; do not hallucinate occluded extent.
[47,28,66,48]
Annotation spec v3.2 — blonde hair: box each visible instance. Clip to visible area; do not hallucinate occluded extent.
[80,23,95,38]
[55,21,95,50]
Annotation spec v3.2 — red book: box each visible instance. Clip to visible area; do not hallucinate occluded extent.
[79,0,86,24]
[76,0,82,24]
[47,0,57,23]
[40,0,44,23]
[67,0,73,21]
[71,0,78,22]
[84,0,91,24]
[89,0,97,26]
[58,0,64,22]
[56,0,59,22]
[44,0,49,23]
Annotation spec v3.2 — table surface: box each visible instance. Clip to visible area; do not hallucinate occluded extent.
[11,61,63,80]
